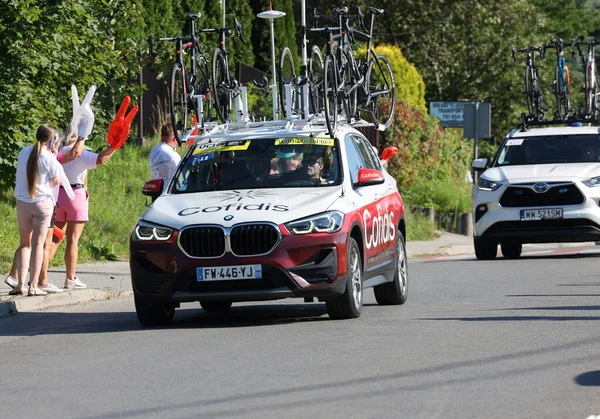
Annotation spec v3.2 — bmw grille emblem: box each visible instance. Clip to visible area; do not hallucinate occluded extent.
[533,182,549,193]
[224,215,234,221]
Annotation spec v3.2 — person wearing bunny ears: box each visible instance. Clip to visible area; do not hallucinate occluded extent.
[4,126,87,293]
[11,124,77,296]
[49,91,138,290]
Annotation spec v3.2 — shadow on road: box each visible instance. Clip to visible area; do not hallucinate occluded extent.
[575,370,600,386]
[0,302,330,337]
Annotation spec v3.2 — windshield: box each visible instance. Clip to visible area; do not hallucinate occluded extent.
[495,134,600,166]
[172,137,341,194]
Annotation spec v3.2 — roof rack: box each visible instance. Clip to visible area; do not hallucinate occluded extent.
[178,85,376,144]
[517,112,600,131]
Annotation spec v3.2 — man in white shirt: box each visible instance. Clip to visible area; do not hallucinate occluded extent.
[148,124,181,185]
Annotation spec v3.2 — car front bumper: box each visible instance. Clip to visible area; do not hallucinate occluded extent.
[130,230,349,303]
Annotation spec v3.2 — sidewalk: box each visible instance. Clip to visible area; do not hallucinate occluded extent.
[0,261,132,317]
[0,234,596,316]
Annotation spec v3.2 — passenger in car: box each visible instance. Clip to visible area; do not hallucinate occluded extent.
[303,156,326,185]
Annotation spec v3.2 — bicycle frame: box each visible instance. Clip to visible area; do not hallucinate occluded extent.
[545,38,571,119]
[573,37,599,119]
[512,45,546,121]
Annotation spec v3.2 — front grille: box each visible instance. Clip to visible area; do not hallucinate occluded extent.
[179,226,225,257]
[499,183,584,207]
[230,224,280,256]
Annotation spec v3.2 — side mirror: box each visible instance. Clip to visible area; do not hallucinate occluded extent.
[379,146,399,162]
[142,179,164,198]
[471,158,488,172]
[354,168,385,187]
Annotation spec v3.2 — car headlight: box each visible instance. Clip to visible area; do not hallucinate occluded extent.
[478,177,503,191]
[133,220,174,241]
[285,211,344,234]
[583,176,600,187]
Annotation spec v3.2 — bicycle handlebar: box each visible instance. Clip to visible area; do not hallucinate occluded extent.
[511,45,544,61]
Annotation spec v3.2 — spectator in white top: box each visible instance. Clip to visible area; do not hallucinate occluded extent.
[48,126,118,290]
[148,123,181,184]
[12,124,63,296]
[4,127,86,294]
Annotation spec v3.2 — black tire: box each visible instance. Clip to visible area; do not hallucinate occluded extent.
[170,62,192,144]
[374,230,408,305]
[134,295,175,327]
[340,46,358,123]
[474,238,497,260]
[556,67,570,120]
[200,301,233,312]
[279,47,297,118]
[326,237,362,319]
[365,54,396,129]
[195,55,213,124]
[212,48,232,123]
[501,243,522,259]
[308,45,324,115]
[525,67,535,118]
[323,53,338,139]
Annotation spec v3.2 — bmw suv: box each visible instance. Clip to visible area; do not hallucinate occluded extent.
[472,124,600,260]
[130,123,407,325]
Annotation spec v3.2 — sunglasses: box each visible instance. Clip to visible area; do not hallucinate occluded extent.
[304,159,323,165]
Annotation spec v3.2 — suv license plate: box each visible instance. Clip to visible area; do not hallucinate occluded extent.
[197,264,262,281]
[520,208,563,221]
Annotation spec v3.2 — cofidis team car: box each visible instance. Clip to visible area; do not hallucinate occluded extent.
[130,123,407,326]
[471,123,600,260]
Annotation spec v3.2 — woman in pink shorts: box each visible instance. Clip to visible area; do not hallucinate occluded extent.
[12,125,63,296]
[51,131,117,290]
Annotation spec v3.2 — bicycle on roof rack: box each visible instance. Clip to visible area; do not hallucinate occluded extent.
[149,12,213,144]
[544,38,572,120]
[512,45,547,122]
[211,17,247,124]
[572,36,600,120]
[310,6,397,133]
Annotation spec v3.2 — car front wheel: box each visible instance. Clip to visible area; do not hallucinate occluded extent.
[134,295,175,327]
[501,243,522,259]
[326,237,363,319]
[200,301,233,312]
[474,238,497,260]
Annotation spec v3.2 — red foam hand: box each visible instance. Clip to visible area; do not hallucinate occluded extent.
[107,96,139,150]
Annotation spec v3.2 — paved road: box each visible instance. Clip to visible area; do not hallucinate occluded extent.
[2,251,600,418]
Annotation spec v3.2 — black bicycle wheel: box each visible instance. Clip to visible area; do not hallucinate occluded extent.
[212,48,232,123]
[532,68,546,120]
[365,53,396,129]
[525,67,535,118]
[195,55,212,124]
[279,47,297,118]
[340,46,358,123]
[323,53,338,138]
[556,67,569,120]
[170,62,191,144]
[308,45,324,116]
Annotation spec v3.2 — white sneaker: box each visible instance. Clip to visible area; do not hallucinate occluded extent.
[64,277,87,290]
[39,282,65,293]
[4,274,17,289]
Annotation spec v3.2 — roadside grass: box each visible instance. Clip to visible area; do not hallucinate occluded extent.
[405,209,438,242]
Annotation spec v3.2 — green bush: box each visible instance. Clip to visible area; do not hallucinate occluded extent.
[405,210,438,242]
[383,100,473,193]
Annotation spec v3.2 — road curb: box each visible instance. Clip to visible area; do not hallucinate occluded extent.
[0,289,133,317]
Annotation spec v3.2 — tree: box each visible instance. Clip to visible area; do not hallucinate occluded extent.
[0,0,143,186]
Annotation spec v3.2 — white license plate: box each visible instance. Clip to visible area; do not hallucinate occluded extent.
[197,264,262,281]
[520,208,563,221]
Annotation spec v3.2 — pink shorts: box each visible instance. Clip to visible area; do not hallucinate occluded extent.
[55,187,89,222]
[16,197,54,230]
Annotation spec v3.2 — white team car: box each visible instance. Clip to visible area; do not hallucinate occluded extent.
[471,123,600,260]
[130,122,407,326]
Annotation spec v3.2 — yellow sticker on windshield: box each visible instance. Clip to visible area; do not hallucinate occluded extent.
[193,140,251,154]
[275,138,334,146]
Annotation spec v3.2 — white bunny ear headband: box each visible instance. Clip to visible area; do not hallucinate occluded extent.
[70,85,96,139]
